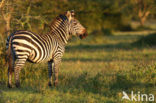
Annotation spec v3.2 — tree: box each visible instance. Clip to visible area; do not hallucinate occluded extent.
[127,0,155,26]
[0,0,14,36]
[119,0,156,26]
[134,0,154,26]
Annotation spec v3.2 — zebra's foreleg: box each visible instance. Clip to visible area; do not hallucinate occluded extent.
[53,60,60,86]
[54,66,58,86]
[48,60,54,87]
[14,58,26,88]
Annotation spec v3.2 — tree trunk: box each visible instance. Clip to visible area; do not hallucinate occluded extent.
[0,0,13,36]
[0,0,5,9]
[138,9,150,26]
[4,15,11,36]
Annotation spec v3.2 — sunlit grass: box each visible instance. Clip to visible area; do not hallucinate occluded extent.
[0,32,156,103]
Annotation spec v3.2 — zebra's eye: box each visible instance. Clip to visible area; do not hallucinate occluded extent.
[73,22,77,25]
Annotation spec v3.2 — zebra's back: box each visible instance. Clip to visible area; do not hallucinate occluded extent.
[6,30,59,63]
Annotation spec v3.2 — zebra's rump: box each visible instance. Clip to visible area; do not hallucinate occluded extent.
[6,30,50,63]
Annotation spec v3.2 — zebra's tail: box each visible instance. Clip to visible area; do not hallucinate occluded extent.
[5,35,13,71]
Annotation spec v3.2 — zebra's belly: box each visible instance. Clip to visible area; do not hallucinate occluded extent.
[27,57,51,63]
[27,49,52,63]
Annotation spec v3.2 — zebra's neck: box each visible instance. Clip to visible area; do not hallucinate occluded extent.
[49,15,69,45]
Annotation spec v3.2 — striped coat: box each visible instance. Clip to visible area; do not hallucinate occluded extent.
[6,30,65,63]
[6,10,87,88]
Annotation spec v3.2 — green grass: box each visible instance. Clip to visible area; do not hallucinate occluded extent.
[0,31,156,103]
[133,33,156,47]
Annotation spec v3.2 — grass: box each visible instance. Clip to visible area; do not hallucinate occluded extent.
[0,31,156,103]
[133,32,156,47]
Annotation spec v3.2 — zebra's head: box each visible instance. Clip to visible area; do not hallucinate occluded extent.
[65,10,88,39]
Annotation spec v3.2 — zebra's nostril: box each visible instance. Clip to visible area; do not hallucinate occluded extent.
[84,32,88,36]
[79,31,88,39]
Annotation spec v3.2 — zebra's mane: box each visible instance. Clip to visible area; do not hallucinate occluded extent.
[48,13,69,44]
[50,14,68,30]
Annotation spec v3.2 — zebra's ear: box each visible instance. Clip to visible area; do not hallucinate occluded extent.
[66,11,72,21]
[71,10,75,17]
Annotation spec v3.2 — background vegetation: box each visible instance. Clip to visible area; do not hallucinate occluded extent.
[0,0,156,103]
[0,0,156,35]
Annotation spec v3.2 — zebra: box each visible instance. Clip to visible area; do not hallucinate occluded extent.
[6,10,87,88]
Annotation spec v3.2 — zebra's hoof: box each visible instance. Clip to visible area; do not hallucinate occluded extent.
[54,81,58,87]
[8,84,12,88]
[15,82,20,88]
[48,82,52,87]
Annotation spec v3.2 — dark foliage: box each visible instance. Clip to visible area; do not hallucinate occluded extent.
[133,33,156,47]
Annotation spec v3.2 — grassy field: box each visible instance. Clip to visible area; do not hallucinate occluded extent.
[0,31,156,103]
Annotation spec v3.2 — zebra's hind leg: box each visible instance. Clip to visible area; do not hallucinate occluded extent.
[8,54,14,88]
[48,60,54,87]
[8,66,13,88]
[14,58,27,88]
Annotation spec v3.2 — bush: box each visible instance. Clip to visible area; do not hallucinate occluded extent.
[102,28,113,36]
[118,24,133,31]
[90,28,112,36]
[134,26,153,31]
[132,33,156,47]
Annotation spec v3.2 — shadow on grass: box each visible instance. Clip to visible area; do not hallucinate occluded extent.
[0,67,155,99]
[132,32,156,47]
[110,74,154,91]
[56,69,155,97]
[67,33,156,53]
[66,43,132,52]
[62,57,156,62]
[63,42,153,62]
[64,43,132,63]
[1,34,155,99]
[67,34,144,51]
[0,84,42,94]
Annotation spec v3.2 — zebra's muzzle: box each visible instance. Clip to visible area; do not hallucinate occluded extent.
[79,30,88,39]
[79,33,88,39]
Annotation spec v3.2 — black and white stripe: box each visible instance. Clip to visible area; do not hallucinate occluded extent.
[6,10,87,88]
